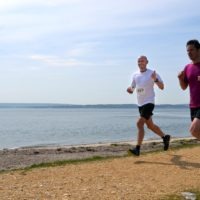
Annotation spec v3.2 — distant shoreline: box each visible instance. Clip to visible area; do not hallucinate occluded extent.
[0,103,189,109]
[0,136,192,151]
[7,136,194,150]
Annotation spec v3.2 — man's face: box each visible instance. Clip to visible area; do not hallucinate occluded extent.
[187,44,199,61]
[138,57,148,72]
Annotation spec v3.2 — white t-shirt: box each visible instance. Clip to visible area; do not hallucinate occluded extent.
[131,68,163,106]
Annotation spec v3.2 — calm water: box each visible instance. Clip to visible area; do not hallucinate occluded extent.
[0,107,190,149]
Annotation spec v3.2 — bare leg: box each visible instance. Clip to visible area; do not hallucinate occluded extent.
[130,116,170,155]
[145,117,170,151]
[190,118,200,140]
[136,117,146,146]
[145,117,165,137]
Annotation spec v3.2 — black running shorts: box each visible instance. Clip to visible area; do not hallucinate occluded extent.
[138,103,154,120]
[190,107,200,121]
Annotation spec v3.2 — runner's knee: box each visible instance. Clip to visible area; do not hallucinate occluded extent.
[189,120,200,137]
[190,127,199,137]
[137,119,144,129]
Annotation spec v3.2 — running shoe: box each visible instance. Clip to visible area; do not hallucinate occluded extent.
[163,135,171,151]
[129,148,140,156]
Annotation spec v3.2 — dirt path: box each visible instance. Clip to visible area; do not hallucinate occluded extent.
[0,146,200,200]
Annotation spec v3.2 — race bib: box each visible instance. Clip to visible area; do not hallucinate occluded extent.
[137,88,145,96]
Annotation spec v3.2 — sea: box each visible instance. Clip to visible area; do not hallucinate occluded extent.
[0,103,191,150]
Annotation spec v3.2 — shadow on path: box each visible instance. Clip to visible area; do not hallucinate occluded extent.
[135,154,200,170]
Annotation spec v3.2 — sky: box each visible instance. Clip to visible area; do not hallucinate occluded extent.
[0,0,199,105]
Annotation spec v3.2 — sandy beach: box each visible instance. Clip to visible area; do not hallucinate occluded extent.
[0,138,200,199]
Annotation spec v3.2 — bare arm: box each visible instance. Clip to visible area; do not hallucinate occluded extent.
[154,80,164,90]
[151,71,164,90]
[178,71,188,90]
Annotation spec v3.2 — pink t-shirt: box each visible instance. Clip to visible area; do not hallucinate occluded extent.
[184,62,200,108]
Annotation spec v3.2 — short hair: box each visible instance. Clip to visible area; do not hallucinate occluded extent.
[186,39,200,49]
[138,55,148,62]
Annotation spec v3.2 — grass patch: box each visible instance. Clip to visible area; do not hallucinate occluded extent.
[171,139,199,149]
[110,143,120,146]
[20,155,122,172]
[162,194,182,200]
[162,189,200,200]
[0,156,113,174]
[125,141,200,159]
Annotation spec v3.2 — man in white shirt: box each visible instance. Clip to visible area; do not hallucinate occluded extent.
[127,55,170,156]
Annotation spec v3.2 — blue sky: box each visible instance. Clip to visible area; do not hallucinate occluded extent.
[0,0,199,104]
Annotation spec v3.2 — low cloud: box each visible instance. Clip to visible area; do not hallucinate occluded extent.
[30,54,93,67]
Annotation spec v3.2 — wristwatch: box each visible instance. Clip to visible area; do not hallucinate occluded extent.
[154,78,159,83]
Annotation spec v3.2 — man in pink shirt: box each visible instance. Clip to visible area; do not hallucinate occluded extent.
[178,39,200,140]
